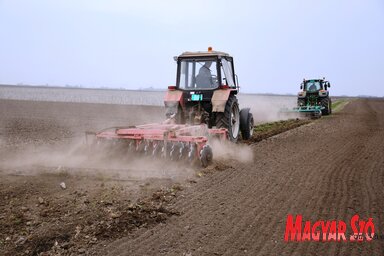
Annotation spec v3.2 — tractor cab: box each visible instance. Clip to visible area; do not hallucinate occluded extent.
[300,79,331,92]
[175,49,238,91]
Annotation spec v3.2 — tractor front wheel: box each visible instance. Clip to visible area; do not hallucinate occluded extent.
[240,108,254,140]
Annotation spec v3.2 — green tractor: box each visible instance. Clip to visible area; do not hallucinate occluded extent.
[297,78,332,116]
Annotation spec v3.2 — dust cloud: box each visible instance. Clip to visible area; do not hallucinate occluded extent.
[0,94,301,183]
[210,139,253,164]
[238,94,299,124]
[0,139,196,181]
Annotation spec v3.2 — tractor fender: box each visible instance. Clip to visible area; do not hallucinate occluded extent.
[164,89,183,118]
[164,89,183,104]
[164,89,183,109]
[211,89,231,112]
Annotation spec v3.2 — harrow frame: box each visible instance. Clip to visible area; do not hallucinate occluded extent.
[293,105,324,119]
[280,105,324,119]
[86,123,227,167]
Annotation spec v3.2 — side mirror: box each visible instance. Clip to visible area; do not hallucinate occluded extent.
[300,85,303,89]
[327,82,331,88]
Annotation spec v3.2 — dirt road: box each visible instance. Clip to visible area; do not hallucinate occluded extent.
[103,99,384,256]
[1,98,384,255]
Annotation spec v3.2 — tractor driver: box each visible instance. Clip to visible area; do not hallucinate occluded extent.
[307,82,319,91]
[196,61,214,88]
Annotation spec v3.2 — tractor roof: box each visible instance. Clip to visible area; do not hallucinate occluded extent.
[304,78,326,82]
[178,50,232,58]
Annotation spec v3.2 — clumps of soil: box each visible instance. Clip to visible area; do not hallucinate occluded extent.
[0,175,182,256]
[249,119,310,143]
[91,185,182,241]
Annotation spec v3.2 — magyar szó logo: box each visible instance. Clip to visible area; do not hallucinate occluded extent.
[284,214,375,242]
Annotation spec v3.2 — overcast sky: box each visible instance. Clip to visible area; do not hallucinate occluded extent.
[0,0,383,96]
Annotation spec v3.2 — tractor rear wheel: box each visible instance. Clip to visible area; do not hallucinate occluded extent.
[215,95,240,142]
[321,97,331,115]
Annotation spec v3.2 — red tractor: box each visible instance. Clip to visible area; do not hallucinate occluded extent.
[164,47,254,142]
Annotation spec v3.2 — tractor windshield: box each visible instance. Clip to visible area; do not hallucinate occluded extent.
[178,59,218,90]
[305,81,322,92]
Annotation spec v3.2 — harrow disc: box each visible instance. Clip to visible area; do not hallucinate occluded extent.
[180,142,189,160]
[188,143,198,165]
[169,143,179,161]
[144,140,155,156]
[161,143,173,159]
[136,141,145,153]
[152,142,162,158]
[170,142,185,161]
[128,140,136,153]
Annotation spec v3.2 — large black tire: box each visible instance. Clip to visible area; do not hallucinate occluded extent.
[321,97,331,115]
[215,95,240,142]
[329,98,332,114]
[297,98,305,107]
[240,108,254,140]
